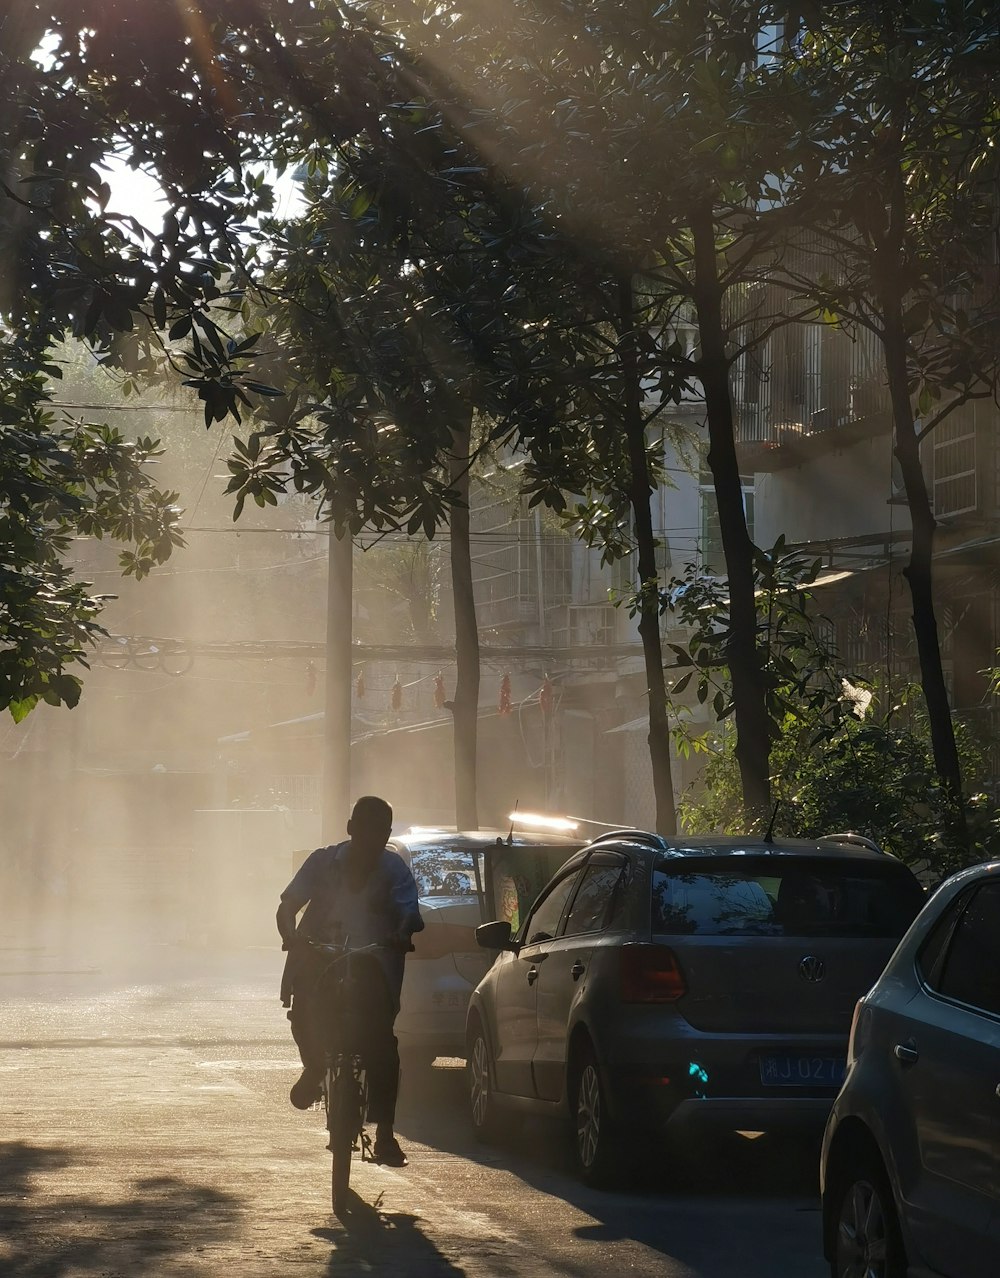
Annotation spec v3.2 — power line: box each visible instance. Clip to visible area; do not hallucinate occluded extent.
[173,524,707,540]
[86,553,328,577]
[188,429,229,527]
[51,402,201,412]
[98,634,651,663]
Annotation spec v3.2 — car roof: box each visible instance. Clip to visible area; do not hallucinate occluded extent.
[391,829,583,853]
[587,832,900,864]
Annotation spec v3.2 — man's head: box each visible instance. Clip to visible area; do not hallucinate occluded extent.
[347,795,393,857]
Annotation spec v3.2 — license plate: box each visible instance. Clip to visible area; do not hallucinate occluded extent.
[759,1054,846,1086]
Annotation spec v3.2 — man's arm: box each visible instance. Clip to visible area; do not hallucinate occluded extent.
[276,898,300,949]
[277,847,325,947]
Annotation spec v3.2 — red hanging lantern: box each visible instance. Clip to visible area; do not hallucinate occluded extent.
[498,673,512,716]
[433,672,447,709]
[391,674,403,712]
[539,676,554,716]
[354,668,366,699]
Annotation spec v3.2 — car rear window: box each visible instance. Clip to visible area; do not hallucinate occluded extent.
[651,856,924,938]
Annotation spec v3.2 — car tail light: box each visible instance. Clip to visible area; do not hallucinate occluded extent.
[846,998,870,1064]
[620,944,686,1003]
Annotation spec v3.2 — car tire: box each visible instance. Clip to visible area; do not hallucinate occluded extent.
[466,1020,503,1144]
[571,1043,624,1188]
[828,1147,906,1278]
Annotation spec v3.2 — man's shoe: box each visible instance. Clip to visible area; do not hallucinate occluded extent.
[373,1135,408,1167]
[290,1069,323,1110]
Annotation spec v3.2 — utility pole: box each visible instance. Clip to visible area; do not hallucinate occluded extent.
[322,529,353,842]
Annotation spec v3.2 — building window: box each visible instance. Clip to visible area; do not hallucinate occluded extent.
[932,408,978,518]
[700,471,754,575]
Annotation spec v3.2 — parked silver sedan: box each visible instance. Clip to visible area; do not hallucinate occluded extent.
[821,860,1000,1278]
[392,830,582,1065]
[467,830,925,1185]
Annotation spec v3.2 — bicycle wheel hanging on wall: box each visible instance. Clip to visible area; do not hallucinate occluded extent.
[99,638,132,669]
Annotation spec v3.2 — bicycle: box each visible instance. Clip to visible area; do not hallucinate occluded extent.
[306,939,389,1214]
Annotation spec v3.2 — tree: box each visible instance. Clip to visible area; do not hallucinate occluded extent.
[684,690,1000,879]
[0,1,306,715]
[232,82,687,832]
[2,0,444,721]
[776,1,1000,845]
[663,537,842,745]
[669,546,1000,875]
[367,0,837,827]
[0,326,182,719]
[231,158,491,826]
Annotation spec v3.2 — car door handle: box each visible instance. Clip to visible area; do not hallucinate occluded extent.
[526,966,539,986]
[570,961,585,981]
[893,1042,919,1064]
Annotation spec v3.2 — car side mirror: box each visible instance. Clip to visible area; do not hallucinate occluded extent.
[476,920,515,951]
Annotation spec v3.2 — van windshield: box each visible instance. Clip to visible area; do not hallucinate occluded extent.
[408,849,480,897]
[651,856,924,938]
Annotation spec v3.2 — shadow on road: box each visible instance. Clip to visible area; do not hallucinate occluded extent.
[397,1060,822,1197]
[0,1140,243,1276]
[313,1194,468,1276]
[395,1063,827,1278]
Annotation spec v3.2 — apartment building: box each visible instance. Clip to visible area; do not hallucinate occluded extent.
[734,312,1000,776]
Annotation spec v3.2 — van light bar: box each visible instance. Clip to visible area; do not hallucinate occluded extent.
[508,812,579,833]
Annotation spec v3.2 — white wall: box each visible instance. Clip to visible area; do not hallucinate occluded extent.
[754,433,909,548]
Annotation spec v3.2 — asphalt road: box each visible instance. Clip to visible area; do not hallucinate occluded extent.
[0,930,828,1278]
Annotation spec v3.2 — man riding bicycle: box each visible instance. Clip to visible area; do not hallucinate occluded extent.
[277,795,423,1168]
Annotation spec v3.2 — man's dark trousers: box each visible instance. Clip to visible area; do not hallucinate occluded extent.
[288,949,400,1125]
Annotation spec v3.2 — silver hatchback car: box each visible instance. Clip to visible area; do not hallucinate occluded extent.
[821,860,1000,1278]
[467,830,924,1184]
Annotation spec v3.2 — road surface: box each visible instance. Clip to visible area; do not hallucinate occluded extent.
[0,929,828,1277]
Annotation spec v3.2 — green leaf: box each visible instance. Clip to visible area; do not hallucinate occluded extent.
[9,696,39,724]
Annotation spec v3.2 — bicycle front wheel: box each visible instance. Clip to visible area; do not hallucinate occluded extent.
[330,1069,361,1214]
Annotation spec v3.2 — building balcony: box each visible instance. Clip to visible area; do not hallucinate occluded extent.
[735,385,894,473]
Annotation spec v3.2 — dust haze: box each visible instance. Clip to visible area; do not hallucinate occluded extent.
[0,388,597,992]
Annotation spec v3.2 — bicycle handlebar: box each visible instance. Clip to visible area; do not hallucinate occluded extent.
[304,938,415,956]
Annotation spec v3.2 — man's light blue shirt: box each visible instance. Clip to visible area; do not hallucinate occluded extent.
[281,841,423,1001]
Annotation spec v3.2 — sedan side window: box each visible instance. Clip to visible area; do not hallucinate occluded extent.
[916,893,968,988]
[562,863,626,937]
[523,872,580,945]
[932,881,1000,1016]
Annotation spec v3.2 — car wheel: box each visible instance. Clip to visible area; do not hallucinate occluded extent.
[571,1044,624,1187]
[829,1149,906,1278]
[466,1021,502,1143]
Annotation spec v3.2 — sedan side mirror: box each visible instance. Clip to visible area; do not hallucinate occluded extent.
[476,920,515,951]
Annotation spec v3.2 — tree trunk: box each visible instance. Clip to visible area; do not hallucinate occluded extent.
[322,529,353,843]
[690,204,771,824]
[618,274,677,835]
[879,284,967,845]
[449,412,481,831]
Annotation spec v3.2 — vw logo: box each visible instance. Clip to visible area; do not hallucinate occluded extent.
[799,955,826,983]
